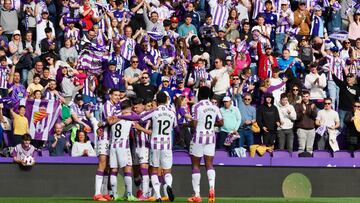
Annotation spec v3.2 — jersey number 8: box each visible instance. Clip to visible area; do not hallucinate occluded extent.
[114,123,122,138]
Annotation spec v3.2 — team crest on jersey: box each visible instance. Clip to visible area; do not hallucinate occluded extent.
[33,107,48,124]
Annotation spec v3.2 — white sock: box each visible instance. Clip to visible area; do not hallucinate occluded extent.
[110,172,118,198]
[192,171,201,196]
[142,175,150,197]
[101,175,109,194]
[151,174,161,199]
[95,171,104,195]
[163,184,168,197]
[124,172,133,195]
[207,169,216,190]
[164,173,173,188]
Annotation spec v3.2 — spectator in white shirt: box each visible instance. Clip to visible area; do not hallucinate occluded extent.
[304,62,327,108]
[209,57,232,103]
[277,93,296,152]
[71,130,96,157]
[315,98,340,152]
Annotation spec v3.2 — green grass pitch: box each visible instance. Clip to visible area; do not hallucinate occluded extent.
[1,197,360,203]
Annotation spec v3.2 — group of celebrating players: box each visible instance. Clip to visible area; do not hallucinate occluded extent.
[93,86,223,202]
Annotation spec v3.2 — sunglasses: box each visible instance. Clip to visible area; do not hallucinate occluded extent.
[232,78,240,80]
[354,105,360,108]
[292,89,299,91]
[244,98,251,101]
[132,61,139,63]
[142,77,149,79]
[345,42,351,44]
[324,103,332,105]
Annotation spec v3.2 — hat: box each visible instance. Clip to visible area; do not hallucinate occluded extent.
[299,0,306,5]
[170,16,179,23]
[177,77,184,83]
[330,46,339,52]
[162,76,170,82]
[41,9,49,14]
[223,96,231,102]
[108,60,116,65]
[226,56,232,61]
[218,27,227,33]
[333,2,341,11]
[314,5,322,11]
[13,30,21,36]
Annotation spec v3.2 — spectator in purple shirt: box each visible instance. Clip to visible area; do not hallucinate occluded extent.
[9,72,27,103]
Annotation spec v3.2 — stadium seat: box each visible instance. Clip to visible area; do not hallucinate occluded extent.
[313,150,332,158]
[353,150,360,159]
[215,149,229,157]
[272,150,291,158]
[3,131,12,147]
[173,150,189,157]
[333,150,353,158]
[41,150,50,157]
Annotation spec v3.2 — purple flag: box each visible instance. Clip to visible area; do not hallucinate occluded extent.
[14,99,62,141]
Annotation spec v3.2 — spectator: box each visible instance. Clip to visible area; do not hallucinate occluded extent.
[332,73,360,129]
[256,93,281,148]
[218,96,241,149]
[124,56,142,85]
[348,13,360,45]
[277,93,296,152]
[304,62,327,108]
[10,105,29,146]
[48,123,70,156]
[209,58,231,102]
[59,38,78,63]
[0,0,19,39]
[315,98,340,151]
[9,72,27,102]
[178,14,197,37]
[293,2,311,38]
[133,72,157,101]
[71,130,96,157]
[257,41,278,80]
[0,56,15,97]
[12,134,35,166]
[27,60,43,85]
[26,74,43,96]
[295,91,317,154]
[344,101,360,151]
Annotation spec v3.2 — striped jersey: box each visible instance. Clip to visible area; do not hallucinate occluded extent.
[209,0,229,28]
[191,99,222,144]
[120,35,136,61]
[101,100,120,141]
[83,74,96,97]
[135,111,150,149]
[0,66,9,89]
[324,55,346,81]
[141,105,177,150]
[110,119,133,149]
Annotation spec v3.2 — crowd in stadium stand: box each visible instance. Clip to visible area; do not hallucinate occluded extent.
[0,0,360,160]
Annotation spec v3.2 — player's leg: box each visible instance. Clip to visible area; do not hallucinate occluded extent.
[94,150,109,201]
[204,143,216,203]
[162,150,175,202]
[188,142,203,202]
[109,148,120,200]
[139,163,150,199]
[188,155,202,202]
[150,149,162,201]
[123,165,137,201]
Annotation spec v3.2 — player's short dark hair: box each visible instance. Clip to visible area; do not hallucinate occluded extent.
[265,0,272,5]
[143,97,153,105]
[22,134,32,141]
[121,99,132,110]
[109,88,120,95]
[156,91,167,104]
[198,86,211,101]
[18,105,26,110]
[132,98,144,105]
